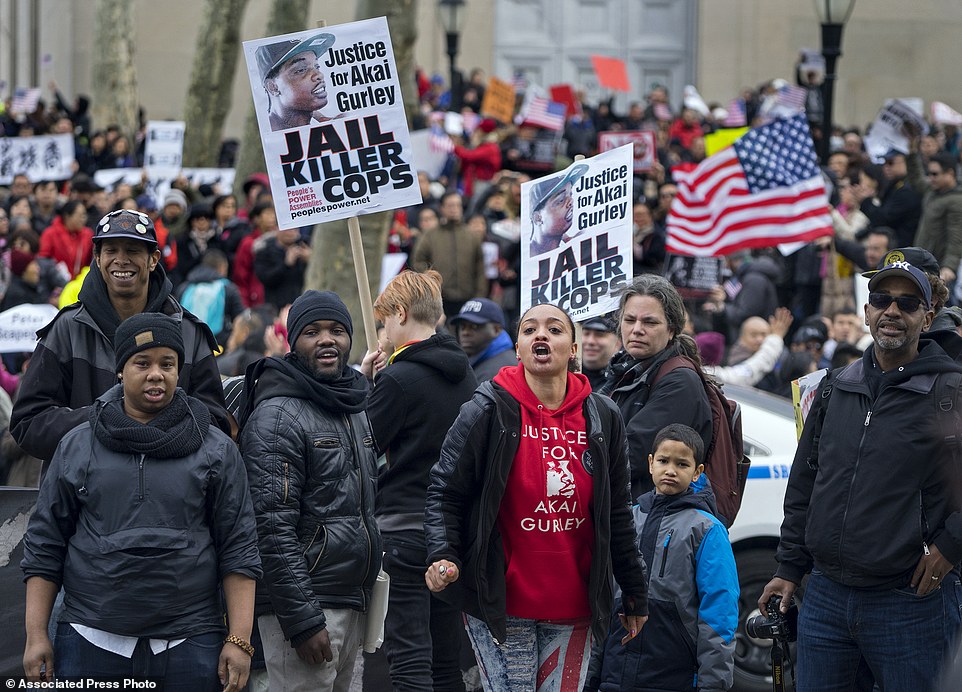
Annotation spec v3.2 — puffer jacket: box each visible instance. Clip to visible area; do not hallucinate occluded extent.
[240,365,381,645]
[10,284,229,463]
[589,490,739,692]
[21,386,261,639]
[424,380,648,645]
[777,337,962,588]
[602,343,713,498]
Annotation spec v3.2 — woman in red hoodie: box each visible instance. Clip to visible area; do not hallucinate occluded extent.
[424,303,649,691]
[38,200,93,279]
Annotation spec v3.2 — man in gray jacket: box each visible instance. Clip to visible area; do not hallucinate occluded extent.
[908,136,962,290]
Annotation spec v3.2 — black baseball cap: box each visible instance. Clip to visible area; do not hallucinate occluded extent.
[582,316,616,333]
[256,32,335,83]
[93,210,158,248]
[862,247,940,278]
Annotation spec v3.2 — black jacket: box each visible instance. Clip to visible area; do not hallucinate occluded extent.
[603,343,713,498]
[367,333,478,531]
[21,386,261,638]
[424,380,648,644]
[725,255,781,331]
[240,361,381,645]
[776,337,962,588]
[10,268,229,462]
[859,177,923,248]
[253,237,306,310]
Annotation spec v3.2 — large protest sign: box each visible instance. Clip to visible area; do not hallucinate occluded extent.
[598,131,656,173]
[481,76,516,123]
[663,254,723,299]
[144,121,186,170]
[520,145,633,320]
[0,134,75,184]
[864,99,928,162]
[0,304,58,353]
[243,17,421,229]
[93,167,236,206]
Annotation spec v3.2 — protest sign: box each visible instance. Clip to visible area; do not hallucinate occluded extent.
[932,101,962,127]
[408,130,449,179]
[93,167,236,207]
[590,55,630,92]
[242,17,421,229]
[704,127,749,156]
[520,145,633,320]
[663,254,723,299]
[481,76,516,123]
[549,84,580,119]
[792,368,827,439]
[0,304,58,353]
[598,131,656,173]
[864,98,928,162]
[144,121,186,170]
[799,49,825,83]
[0,134,75,184]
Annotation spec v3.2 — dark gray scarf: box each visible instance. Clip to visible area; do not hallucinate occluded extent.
[92,388,210,458]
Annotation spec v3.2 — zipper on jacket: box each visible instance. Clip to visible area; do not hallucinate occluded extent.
[838,405,873,577]
[864,410,872,426]
[283,462,289,504]
[477,427,508,645]
[659,528,674,578]
[138,454,146,501]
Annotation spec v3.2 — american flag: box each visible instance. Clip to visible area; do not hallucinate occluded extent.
[653,102,673,122]
[776,85,808,113]
[722,98,747,127]
[10,86,40,115]
[666,115,832,257]
[429,125,454,154]
[521,97,566,131]
[512,71,527,93]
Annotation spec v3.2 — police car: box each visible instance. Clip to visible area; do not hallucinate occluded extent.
[724,383,799,691]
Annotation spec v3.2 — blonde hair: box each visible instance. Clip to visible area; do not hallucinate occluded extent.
[373,270,443,325]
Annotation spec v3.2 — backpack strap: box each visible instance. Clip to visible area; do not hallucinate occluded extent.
[937,371,962,465]
[806,369,836,471]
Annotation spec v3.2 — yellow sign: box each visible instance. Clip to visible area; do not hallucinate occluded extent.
[704,127,749,157]
[481,76,516,124]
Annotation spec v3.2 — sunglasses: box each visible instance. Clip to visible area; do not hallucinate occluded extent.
[868,292,926,313]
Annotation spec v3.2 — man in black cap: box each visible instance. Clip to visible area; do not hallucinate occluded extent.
[580,315,619,390]
[450,297,516,382]
[256,32,336,132]
[10,209,230,474]
[760,259,962,690]
[241,290,381,692]
[528,163,588,256]
[852,150,922,247]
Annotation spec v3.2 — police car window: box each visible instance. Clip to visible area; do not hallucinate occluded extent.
[743,436,771,457]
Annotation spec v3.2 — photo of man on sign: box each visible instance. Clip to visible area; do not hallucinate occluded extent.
[256,32,336,132]
[528,163,588,257]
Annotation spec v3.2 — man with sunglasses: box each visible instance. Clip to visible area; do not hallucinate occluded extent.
[759,259,962,690]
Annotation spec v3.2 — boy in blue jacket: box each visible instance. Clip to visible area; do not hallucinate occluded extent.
[587,423,739,691]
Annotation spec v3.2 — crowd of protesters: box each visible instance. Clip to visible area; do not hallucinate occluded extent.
[5,55,962,689]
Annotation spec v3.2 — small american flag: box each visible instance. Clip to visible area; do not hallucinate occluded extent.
[776,85,807,114]
[667,114,832,257]
[722,98,747,127]
[429,125,454,153]
[653,102,673,122]
[512,71,527,93]
[10,86,40,115]
[521,97,566,131]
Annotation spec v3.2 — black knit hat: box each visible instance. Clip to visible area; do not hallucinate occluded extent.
[287,290,353,346]
[114,313,185,374]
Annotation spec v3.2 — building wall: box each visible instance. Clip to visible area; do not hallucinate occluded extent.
[4,1,962,142]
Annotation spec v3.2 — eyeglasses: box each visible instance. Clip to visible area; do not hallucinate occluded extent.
[868,292,926,313]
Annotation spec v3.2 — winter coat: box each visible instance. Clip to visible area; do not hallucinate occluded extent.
[424,379,648,644]
[253,236,306,310]
[907,152,962,272]
[589,490,738,692]
[367,332,478,531]
[38,216,93,279]
[412,221,487,304]
[9,271,229,463]
[602,343,713,498]
[240,364,381,644]
[776,336,962,589]
[725,256,781,331]
[21,386,261,639]
[859,177,922,248]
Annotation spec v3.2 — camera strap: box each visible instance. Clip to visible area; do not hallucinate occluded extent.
[770,640,794,692]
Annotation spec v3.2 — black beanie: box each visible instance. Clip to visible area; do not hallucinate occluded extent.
[114,313,185,374]
[287,290,353,346]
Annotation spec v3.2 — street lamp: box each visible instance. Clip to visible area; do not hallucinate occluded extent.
[814,0,855,164]
[438,0,466,112]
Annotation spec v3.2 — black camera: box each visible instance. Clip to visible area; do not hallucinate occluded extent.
[746,595,798,642]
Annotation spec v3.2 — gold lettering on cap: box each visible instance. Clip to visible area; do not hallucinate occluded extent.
[135,331,154,346]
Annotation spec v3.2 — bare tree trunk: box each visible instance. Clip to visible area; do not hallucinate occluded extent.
[233,0,312,187]
[90,0,139,138]
[182,0,250,167]
[306,0,419,361]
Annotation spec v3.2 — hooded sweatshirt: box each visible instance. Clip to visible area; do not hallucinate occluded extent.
[493,364,594,619]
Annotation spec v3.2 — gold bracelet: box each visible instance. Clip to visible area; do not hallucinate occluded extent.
[225,634,255,658]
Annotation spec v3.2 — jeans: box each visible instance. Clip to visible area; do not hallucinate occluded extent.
[381,531,465,691]
[54,623,221,690]
[259,608,364,692]
[464,613,592,692]
[796,571,962,692]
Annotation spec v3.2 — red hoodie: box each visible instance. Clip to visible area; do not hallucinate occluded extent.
[38,216,93,278]
[493,364,595,620]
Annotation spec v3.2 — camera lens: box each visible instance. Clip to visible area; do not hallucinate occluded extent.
[745,613,774,640]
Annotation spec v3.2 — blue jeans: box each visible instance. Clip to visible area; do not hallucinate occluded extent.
[796,571,962,692]
[464,613,592,692]
[55,623,221,690]
[381,531,465,691]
